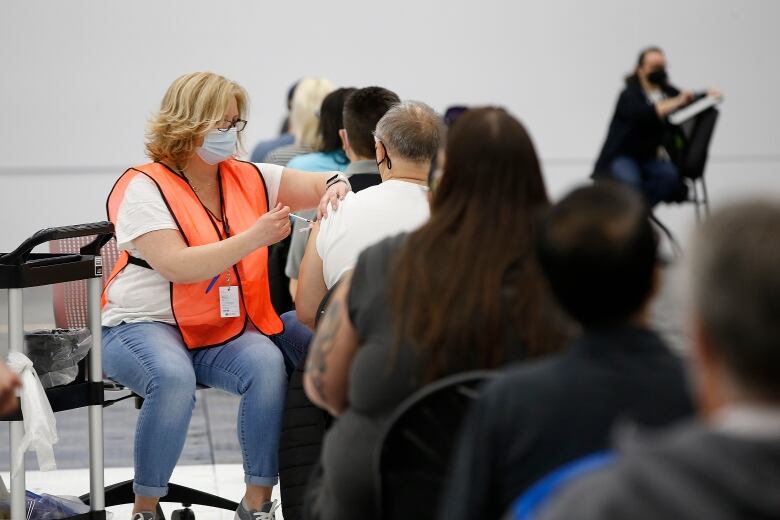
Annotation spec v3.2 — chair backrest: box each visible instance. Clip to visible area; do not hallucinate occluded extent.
[50,236,119,328]
[348,173,382,193]
[374,370,495,520]
[508,451,616,520]
[267,237,294,315]
[679,107,719,180]
[314,279,342,327]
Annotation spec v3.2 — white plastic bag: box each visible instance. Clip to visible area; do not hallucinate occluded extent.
[6,353,58,475]
[25,328,92,389]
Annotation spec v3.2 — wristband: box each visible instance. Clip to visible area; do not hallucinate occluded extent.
[326,172,351,191]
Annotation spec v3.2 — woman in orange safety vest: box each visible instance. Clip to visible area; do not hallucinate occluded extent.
[101,72,350,520]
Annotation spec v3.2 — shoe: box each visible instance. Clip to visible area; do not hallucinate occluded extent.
[132,513,155,520]
[234,498,280,520]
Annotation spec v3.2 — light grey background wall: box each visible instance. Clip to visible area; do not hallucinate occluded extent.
[0,0,778,250]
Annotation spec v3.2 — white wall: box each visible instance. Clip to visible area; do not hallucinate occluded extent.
[1,0,778,250]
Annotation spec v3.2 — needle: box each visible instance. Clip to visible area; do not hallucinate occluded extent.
[289,213,314,223]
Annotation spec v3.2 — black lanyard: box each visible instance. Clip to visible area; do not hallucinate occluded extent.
[185,168,230,241]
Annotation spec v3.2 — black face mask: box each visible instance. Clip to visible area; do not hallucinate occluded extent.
[646,68,668,86]
[375,141,392,170]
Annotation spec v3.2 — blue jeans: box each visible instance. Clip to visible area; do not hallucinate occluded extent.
[609,156,680,207]
[276,311,314,376]
[103,316,310,498]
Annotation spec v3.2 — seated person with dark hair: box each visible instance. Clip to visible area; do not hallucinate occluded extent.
[285,86,400,299]
[294,100,438,328]
[535,200,780,520]
[339,86,401,191]
[302,107,569,520]
[440,182,694,520]
[284,87,354,301]
[593,47,718,206]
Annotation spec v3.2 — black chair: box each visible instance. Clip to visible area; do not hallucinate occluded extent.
[374,371,495,520]
[651,106,720,255]
[268,236,295,315]
[277,285,340,520]
[674,107,720,221]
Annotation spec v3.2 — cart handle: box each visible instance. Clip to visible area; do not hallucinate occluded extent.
[0,221,115,265]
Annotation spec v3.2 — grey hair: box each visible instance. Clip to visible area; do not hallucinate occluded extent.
[691,199,780,398]
[373,100,444,163]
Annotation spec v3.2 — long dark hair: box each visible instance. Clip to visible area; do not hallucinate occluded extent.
[626,46,664,84]
[391,107,567,381]
[318,87,355,160]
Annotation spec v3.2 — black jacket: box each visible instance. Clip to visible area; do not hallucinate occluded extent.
[593,77,680,177]
[439,326,694,520]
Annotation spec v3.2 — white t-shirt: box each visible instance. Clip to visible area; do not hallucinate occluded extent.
[101,163,284,327]
[316,180,430,288]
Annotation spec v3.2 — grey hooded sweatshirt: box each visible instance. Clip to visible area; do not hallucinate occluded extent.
[537,421,780,520]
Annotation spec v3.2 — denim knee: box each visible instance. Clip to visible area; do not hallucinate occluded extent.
[274,311,314,374]
[145,363,197,401]
[240,345,286,395]
[609,156,642,189]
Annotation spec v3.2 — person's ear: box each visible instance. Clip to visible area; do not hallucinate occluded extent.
[375,140,385,164]
[692,313,714,367]
[691,312,724,418]
[339,129,349,154]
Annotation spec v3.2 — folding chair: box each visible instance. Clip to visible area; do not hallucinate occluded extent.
[374,371,495,520]
[651,106,720,256]
[674,106,719,221]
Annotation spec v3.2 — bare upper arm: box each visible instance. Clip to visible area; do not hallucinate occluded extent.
[303,271,359,416]
[131,229,188,281]
[296,222,328,328]
[277,168,329,212]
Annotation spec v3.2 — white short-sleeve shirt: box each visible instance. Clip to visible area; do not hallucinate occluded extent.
[101,163,284,327]
[316,180,430,289]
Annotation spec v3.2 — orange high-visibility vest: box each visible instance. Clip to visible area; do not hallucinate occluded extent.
[103,160,283,349]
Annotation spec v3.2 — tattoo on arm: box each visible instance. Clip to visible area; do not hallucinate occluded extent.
[305,300,342,405]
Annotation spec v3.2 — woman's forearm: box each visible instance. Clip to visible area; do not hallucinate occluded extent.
[163,232,263,283]
[133,228,263,284]
[655,92,692,118]
[133,204,291,283]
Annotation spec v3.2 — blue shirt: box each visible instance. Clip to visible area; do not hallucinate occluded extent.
[250,133,295,163]
[286,150,349,173]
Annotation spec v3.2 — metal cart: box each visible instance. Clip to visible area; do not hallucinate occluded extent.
[1,222,114,520]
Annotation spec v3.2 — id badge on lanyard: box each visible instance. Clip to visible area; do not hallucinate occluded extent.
[216,269,240,318]
[219,285,240,318]
[204,200,239,318]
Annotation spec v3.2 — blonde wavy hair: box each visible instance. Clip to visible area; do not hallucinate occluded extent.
[145,72,248,168]
[289,77,334,148]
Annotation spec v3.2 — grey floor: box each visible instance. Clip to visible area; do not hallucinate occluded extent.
[0,258,691,472]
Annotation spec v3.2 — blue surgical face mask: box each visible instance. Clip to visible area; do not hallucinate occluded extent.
[196,128,237,165]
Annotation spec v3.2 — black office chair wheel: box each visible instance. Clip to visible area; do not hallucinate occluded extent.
[170,506,196,520]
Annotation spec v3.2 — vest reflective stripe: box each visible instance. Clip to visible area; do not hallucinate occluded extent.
[103,160,283,349]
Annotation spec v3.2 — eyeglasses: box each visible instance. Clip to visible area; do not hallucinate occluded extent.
[217,118,248,132]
